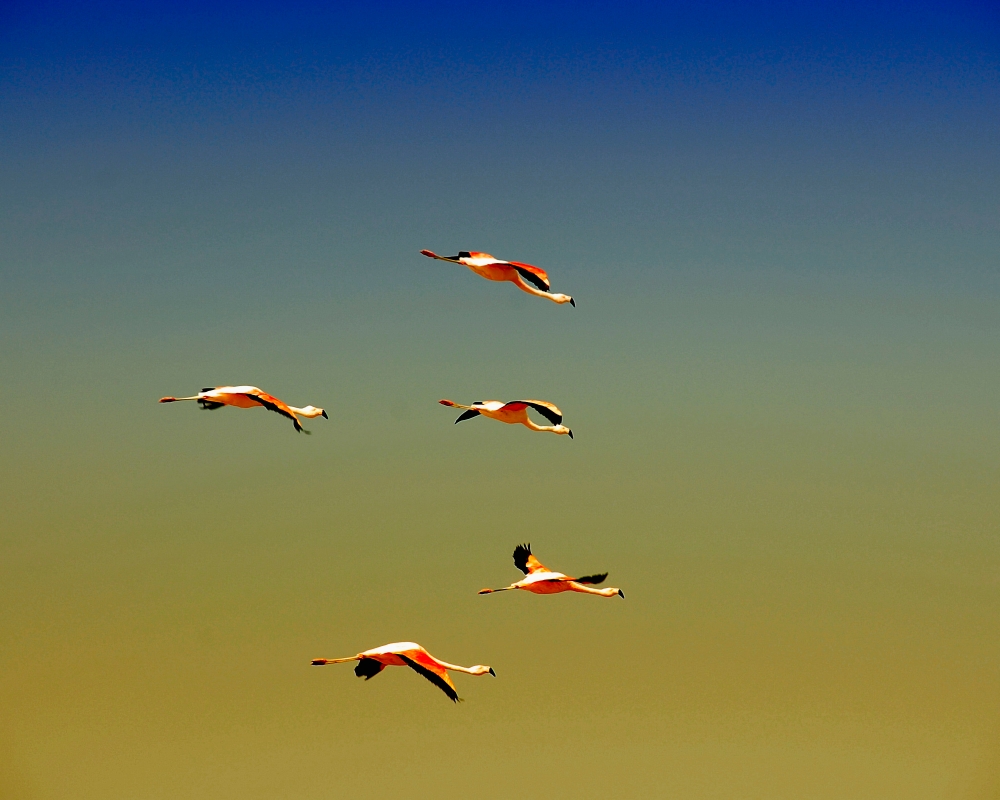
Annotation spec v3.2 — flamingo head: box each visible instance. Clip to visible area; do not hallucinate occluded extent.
[551,293,575,306]
[553,425,573,438]
[469,665,496,677]
[296,405,327,419]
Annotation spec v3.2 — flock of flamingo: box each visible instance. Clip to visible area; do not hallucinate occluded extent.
[160,249,622,702]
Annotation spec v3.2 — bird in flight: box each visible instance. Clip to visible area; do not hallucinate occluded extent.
[439,399,573,438]
[479,544,624,599]
[420,250,575,306]
[159,385,327,433]
[311,642,495,703]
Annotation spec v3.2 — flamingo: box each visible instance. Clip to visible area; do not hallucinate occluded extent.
[159,385,327,433]
[311,642,495,703]
[420,249,575,306]
[479,544,624,598]
[439,399,573,438]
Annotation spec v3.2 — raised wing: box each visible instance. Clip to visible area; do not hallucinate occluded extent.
[516,400,563,426]
[398,653,459,702]
[354,658,385,680]
[244,390,304,433]
[507,261,551,291]
[571,572,608,585]
[512,543,548,575]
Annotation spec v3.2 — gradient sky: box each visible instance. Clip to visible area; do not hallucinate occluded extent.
[2,3,999,798]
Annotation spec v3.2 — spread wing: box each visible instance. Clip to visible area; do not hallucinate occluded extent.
[398,654,459,702]
[571,572,608,585]
[455,409,481,423]
[244,390,304,433]
[512,543,548,575]
[507,261,550,291]
[518,400,563,426]
[354,658,385,680]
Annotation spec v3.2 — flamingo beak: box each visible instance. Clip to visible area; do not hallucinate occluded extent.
[570,297,576,307]
[568,429,574,439]
[489,667,496,676]
[618,589,625,599]
[311,659,328,665]
[321,410,328,419]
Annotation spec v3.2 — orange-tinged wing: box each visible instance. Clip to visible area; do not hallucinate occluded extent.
[506,261,550,290]
[518,400,563,426]
[398,651,459,702]
[244,389,304,433]
[512,543,547,575]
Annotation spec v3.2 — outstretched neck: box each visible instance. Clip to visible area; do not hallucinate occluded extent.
[521,419,570,436]
[431,659,478,674]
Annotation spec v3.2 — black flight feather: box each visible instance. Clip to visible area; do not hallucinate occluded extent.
[512,543,532,575]
[573,572,608,585]
[354,658,385,680]
[197,400,225,410]
[522,402,562,426]
[398,654,459,703]
[245,394,304,432]
[455,409,480,424]
[512,266,549,292]
[201,387,216,392]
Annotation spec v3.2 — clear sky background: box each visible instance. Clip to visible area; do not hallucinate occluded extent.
[1,2,999,798]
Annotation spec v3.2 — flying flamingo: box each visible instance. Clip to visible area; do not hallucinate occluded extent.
[479,544,625,599]
[311,642,495,703]
[159,385,327,433]
[420,250,575,306]
[439,399,573,438]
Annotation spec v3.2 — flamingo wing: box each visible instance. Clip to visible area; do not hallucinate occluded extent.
[398,653,459,702]
[506,261,551,291]
[197,400,226,410]
[354,658,385,680]
[513,543,548,575]
[571,572,608,585]
[513,400,563,426]
[455,409,481,423]
[243,390,304,433]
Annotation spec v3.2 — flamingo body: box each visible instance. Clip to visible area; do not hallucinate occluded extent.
[159,385,327,433]
[420,249,574,306]
[439,399,572,437]
[479,544,624,598]
[311,642,494,702]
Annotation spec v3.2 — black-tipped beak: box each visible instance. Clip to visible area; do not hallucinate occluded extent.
[311,659,327,665]
[570,297,576,307]
[568,429,574,439]
[489,667,496,676]
[321,410,328,419]
[618,589,625,599]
